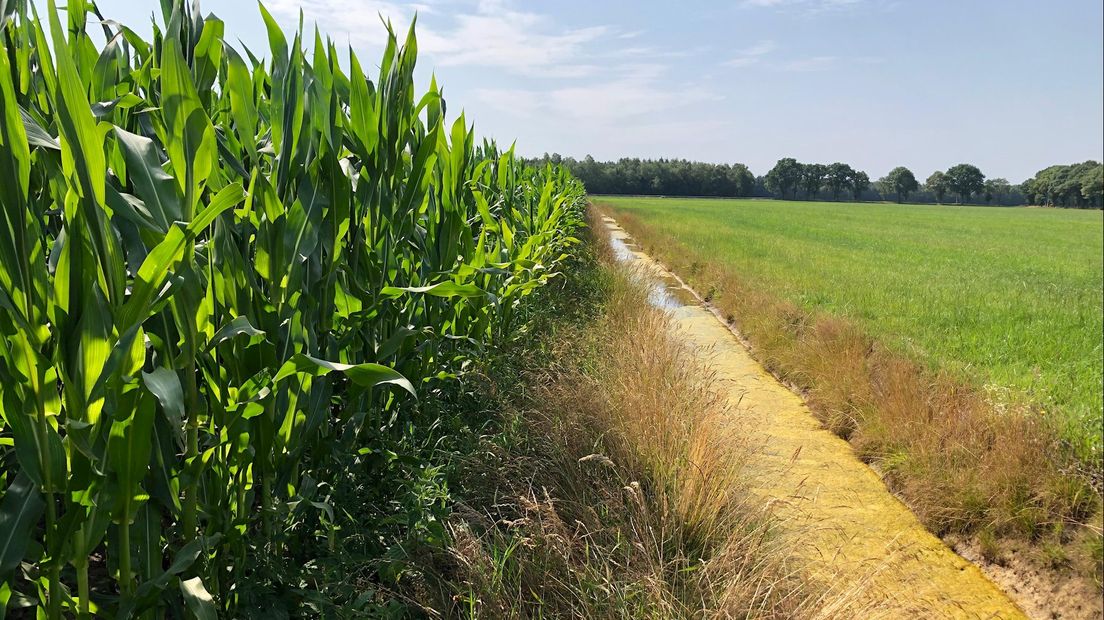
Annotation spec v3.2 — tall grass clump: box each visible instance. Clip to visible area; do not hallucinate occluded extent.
[409,211,862,618]
[0,1,586,616]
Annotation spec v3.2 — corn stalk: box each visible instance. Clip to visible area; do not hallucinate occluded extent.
[0,0,586,616]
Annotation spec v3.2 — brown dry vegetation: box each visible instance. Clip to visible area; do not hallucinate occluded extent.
[406,211,864,618]
[603,206,1104,585]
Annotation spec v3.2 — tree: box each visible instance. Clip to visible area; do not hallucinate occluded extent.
[825,162,854,200]
[926,170,949,203]
[765,158,803,200]
[727,164,756,197]
[1025,165,1066,206]
[548,156,759,198]
[801,163,827,199]
[1019,179,1038,205]
[850,170,870,201]
[945,163,985,203]
[884,166,919,203]
[874,175,892,198]
[1080,163,1103,208]
[983,178,1011,205]
[1020,161,1101,208]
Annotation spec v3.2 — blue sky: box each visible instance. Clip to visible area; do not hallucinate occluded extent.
[75,0,1103,181]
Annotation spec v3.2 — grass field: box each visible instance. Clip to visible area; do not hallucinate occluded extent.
[598,196,1104,458]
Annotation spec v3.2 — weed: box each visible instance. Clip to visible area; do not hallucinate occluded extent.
[1088,534,1104,585]
[1038,540,1072,570]
[978,529,1006,565]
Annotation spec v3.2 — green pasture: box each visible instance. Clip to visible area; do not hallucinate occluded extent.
[600,196,1103,457]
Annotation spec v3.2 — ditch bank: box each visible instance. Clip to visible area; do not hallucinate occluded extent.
[603,215,1028,619]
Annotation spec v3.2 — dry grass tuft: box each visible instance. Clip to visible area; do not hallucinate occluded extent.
[411,209,863,618]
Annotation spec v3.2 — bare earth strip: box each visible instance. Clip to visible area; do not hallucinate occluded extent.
[603,216,1026,619]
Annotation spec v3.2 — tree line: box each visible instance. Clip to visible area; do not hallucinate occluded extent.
[535,155,757,197]
[763,158,870,201]
[1021,161,1103,208]
[534,153,1103,208]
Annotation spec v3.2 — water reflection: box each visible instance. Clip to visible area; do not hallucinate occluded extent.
[647,282,682,310]
[608,232,636,262]
[607,226,684,311]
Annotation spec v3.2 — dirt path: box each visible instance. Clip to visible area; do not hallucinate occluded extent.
[604,216,1027,619]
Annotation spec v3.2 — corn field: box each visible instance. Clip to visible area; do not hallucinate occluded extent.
[0,0,585,616]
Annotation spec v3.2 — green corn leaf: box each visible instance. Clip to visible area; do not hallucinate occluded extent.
[113,126,184,230]
[273,354,416,398]
[190,182,245,233]
[472,189,500,233]
[257,3,289,71]
[116,535,222,616]
[160,36,216,215]
[118,183,242,331]
[142,367,184,430]
[0,473,44,578]
[180,577,218,620]
[376,326,416,361]
[348,49,378,154]
[285,178,325,265]
[192,17,225,95]
[206,316,265,351]
[90,32,126,104]
[134,503,162,584]
[381,281,486,299]
[19,105,59,150]
[46,0,107,208]
[1,387,66,491]
[107,385,157,522]
[106,184,161,234]
[0,0,17,25]
[0,48,47,332]
[224,46,259,163]
[75,285,114,424]
[116,224,188,331]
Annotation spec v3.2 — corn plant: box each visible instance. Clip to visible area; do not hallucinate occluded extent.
[0,0,586,616]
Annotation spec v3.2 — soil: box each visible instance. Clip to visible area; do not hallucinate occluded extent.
[952,536,1103,620]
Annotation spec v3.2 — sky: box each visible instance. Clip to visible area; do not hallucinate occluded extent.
[70,0,1104,182]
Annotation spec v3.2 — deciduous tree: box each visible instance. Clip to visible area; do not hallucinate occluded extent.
[884,166,919,203]
[945,163,985,203]
[850,170,870,201]
[983,178,1011,204]
[766,158,803,200]
[926,170,949,203]
[1020,161,1102,208]
[801,163,827,199]
[825,162,854,200]
[1081,163,1103,208]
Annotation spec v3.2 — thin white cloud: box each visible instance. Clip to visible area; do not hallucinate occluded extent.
[419,1,610,77]
[266,0,722,148]
[475,62,720,126]
[724,39,776,67]
[265,0,424,40]
[269,0,615,78]
[612,44,709,60]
